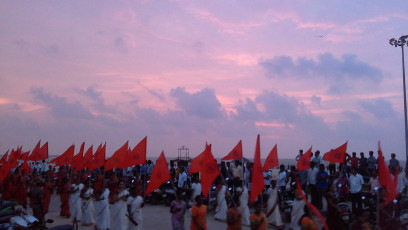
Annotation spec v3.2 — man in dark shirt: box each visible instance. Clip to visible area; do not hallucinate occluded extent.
[29,176,45,228]
[358,152,368,176]
[316,164,328,210]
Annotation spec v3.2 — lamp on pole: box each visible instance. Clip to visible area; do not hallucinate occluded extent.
[389,35,408,172]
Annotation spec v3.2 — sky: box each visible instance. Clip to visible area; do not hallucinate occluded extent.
[1,1,407,161]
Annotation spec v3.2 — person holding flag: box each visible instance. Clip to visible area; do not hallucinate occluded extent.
[214,180,228,221]
[127,186,143,230]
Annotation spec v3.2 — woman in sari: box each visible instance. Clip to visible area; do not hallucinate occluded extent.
[111,181,129,230]
[170,189,186,230]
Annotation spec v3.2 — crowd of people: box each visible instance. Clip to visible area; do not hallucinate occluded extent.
[0,150,406,230]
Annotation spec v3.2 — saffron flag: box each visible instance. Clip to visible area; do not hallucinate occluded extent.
[0,150,8,164]
[28,140,41,161]
[89,143,105,171]
[377,142,396,204]
[296,146,312,171]
[20,161,31,176]
[7,149,19,169]
[263,144,278,171]
[77,145,93,172]
[221,140,243,161]
[70,142,85,170]
[0,164,11,183]
[188,144,209,174]
[145,151,171,195]
[127,137,147,167]
[199,145,220,198]
[322,141,347,163]
[104,141,129,171]
[18,151,30,161]
[50,144,75,166]
[295,178,329,230]
[250,135,265,203]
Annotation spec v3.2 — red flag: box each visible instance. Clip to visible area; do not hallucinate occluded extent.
[322,141,347,163]
[20,161,31,176]
[18,151,30,161]
[250,135,265,203]
[222,140,243,161]
[7,149,19,169]
[38,142,49,161]
[28,140,41,161]
[126,137,147,167]
[263,144,278,171]
[199,145,220,198]
[76,145,93,172]
[89,143,105,171]
[104,141,129,171]
[295,178,329,230]
[0,164,12,183]
[145,151,171,195]
[377,142,396,203]
[296,146,312,171]
[70,142,85,170]
[50,144,75,166]
[0,150,9,164]
[188,144,209,174]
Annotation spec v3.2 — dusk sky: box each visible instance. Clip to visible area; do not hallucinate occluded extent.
[1,1,407,160]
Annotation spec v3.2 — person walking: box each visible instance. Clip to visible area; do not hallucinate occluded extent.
[80,180,95,226]
[226,196,242,230]
[170,189,186,230]
[70,176,84,223]
[127,187,143,230]
[191,195,207,230]
[29,176,45,228]
[214,182,228,221]
[94,181,110,230]
[111,181,129,230]
[266,180,284,229]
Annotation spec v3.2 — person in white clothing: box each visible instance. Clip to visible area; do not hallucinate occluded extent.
[190,176,202,206]
[127,187,143,230]
[277,165,287,202]
[266,180,285,229]
[94,181,110,230]
[177,167,187,189]
[348,167,364,214]
[214,183,228,221]
[369,171,380,193]
[80,180,95,225]
[289,187,306,230]
[70,177,84,222]
[263,170,272,189]
[111,181,129,230]
[237,185,250,226]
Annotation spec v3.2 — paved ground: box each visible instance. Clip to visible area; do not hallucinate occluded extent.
[20,193,333,229]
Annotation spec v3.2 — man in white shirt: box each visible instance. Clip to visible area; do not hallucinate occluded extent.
[348,167,364,214]
[178,167,187,189]
[276,165,287,203]
[264,170,272,189]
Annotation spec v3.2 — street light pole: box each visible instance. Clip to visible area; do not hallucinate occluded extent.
[389,35,408,172]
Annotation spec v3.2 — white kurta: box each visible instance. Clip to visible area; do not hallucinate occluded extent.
[127,196,143,230]
[81,188,95,225]
[290,199,305,230]
[266,188,283,226]
[192,183,202,199]
[239,186,250,226]
[214,185,227,221]
[111,190,129,230]
[95,188,110,230]
[70,183,84,220]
